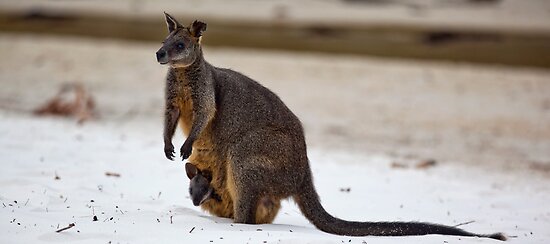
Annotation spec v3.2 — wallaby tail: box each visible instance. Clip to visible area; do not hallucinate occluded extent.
[293,170,506,241]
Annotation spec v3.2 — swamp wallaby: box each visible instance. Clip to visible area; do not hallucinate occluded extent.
[157,12,506,241]
[185,163,221,206]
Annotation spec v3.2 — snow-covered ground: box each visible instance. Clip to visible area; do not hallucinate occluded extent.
[1,112,549,244]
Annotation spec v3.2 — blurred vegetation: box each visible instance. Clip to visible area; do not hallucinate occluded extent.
[0,0,549,67]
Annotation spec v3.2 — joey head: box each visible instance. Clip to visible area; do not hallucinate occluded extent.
[185,163,220,206]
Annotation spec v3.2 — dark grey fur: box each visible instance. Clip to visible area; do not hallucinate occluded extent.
[157,13,506,241]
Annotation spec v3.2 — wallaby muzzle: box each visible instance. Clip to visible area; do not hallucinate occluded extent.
[156,49,168,64]
[194,188,213,206]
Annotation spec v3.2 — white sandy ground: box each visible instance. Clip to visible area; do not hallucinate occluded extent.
[0,34,550,243]
[1,112,549,244]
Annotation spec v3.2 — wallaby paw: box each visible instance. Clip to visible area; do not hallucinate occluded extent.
[180,140,193,160]
[164,143,175,160]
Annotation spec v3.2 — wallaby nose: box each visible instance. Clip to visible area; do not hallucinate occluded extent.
[192,199,200,206]
[156,49,167,64]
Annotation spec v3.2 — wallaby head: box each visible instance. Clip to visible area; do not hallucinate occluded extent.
[156,12,207,68]
[185,163,215,206]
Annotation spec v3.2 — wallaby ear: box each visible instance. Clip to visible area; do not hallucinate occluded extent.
[164,12,182,33]
[189,20,207,38]
[185,163,198,179]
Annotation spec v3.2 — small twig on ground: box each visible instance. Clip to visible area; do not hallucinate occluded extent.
[416,159,437,169]
[170,215,173,224]
[105,172,121,177]
[339,187,351,193]
[189,226,195,233]
[56,223,75,233]
[453,220,475,227]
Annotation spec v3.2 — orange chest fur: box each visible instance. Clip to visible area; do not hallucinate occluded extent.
[174,85,214,150]
[174,85,194,136]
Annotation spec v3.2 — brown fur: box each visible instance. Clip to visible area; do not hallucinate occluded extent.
[172,68,234,218]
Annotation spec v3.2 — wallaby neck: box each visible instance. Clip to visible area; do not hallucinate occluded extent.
[173,50,212,85]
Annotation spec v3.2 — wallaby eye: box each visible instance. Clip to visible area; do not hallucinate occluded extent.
[177,43,185,49]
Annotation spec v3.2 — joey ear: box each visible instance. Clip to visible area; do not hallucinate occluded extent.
[185,163,199,179]
[164,12,182,33]
[189,20,207,38]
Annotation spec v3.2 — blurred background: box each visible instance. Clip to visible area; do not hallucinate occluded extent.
[0,0,549,172]
[1,1,550,243]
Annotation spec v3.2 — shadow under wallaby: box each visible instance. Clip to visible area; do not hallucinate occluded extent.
[157,12,506,241]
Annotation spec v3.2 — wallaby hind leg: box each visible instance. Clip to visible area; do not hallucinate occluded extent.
[228,129,294,224]
[230,162,261,224]
[233,186,259,224]
[227,163,280,224]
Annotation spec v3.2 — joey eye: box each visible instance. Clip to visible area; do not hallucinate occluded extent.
[177,43,185,49]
